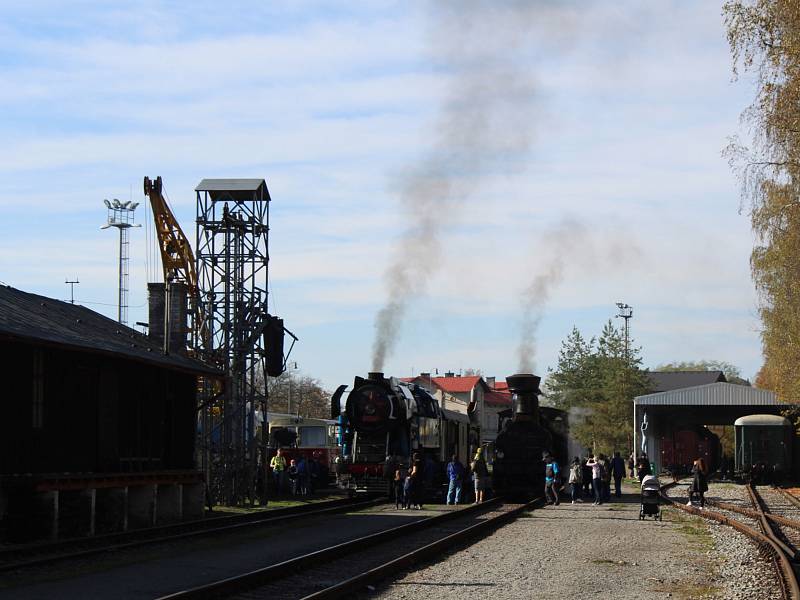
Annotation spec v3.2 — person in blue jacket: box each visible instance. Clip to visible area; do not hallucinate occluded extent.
[446,454,465,505]
[544,452,560,506]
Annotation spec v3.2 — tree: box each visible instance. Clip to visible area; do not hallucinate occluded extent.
[724,1,800,403]
[655,360,750,386]
[546,321,651,455]
[545,327,601,410]
[255,370,331,420]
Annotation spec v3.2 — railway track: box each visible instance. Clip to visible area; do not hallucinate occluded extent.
[157,497,541,600]
[0,495,382,574]
[662,482,800,600]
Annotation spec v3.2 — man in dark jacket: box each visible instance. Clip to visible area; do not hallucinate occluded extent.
[610,451,626,498]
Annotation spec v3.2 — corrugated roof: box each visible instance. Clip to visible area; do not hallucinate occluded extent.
[648,371,726,392]
[432,376,482,394]
[0,286,219,375]
[195,178,267,192]
[635,383,780,406]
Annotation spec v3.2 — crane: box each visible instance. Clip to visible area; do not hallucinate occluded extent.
[143,175,208,347]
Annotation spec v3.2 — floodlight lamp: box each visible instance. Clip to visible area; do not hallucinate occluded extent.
[112,199,121,208]
[103,199,112,208]
[122,200,131,208]
[129,202,139,210]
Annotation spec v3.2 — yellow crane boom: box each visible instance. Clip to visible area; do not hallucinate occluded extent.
[143,175,207,346]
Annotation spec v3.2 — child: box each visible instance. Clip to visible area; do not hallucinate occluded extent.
[287,459,298,495]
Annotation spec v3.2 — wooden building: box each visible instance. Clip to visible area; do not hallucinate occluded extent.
[0,285,219,541]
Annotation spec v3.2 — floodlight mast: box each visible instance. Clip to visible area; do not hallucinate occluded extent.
[102,197,141,325]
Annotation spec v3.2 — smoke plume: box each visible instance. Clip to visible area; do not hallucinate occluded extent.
[372,1,558,371]
[516,218,637,373]
[516,218,586,373]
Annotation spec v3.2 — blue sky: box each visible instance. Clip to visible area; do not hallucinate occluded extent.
[0,1,762,389]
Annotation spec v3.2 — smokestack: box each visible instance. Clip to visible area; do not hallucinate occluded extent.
[368,372,385,381]
[506,373,541,424]
[147,282,188,353]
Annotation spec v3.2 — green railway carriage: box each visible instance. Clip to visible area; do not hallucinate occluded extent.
[734,414,793,474]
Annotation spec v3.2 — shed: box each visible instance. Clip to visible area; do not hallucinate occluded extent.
[0,285,221,541]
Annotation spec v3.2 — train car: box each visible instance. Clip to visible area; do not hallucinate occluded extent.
[734,414,793,476]
[332,372,479,494]
[659,426,720,477]
[266,413,340,483]
[492,374,563,498]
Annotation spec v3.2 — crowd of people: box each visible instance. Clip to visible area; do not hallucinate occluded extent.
[269,448,328,496]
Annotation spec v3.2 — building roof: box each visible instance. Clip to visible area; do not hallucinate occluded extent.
[634,382,780,407]
[484,389,511,406]
[195,178,267,192]
[431,375,483,394]
[0,285,219,376]
[492,381,509,390]
[648,370,726,392]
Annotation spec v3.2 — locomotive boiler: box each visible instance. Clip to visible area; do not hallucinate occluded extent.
[492,373,555,497]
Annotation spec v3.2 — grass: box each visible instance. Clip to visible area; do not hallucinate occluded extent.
[210,494,343,515]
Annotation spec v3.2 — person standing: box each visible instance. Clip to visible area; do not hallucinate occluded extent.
[287,459,298,495]
[568,457,583,504]
[691,458,709,508]
[598,454,612,503]
[394,460,407,509]
[270,448,286,494]
[384,455,397,501]
[586,455,603,505]
[471,448,489,504]
[610,451,626,498]
[582,456,593,499]
[628,453,635,478]
[543,452,560,506]
[410,452,424,510]
[446,454,465,505]
[296,455,309,495]
[636,454,652,482]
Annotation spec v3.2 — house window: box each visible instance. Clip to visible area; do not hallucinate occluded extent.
[32,350,44,429]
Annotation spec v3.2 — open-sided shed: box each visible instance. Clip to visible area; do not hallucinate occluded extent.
[634,382,797,475]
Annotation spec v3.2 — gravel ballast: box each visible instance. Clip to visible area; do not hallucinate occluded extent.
[371,482,783,599]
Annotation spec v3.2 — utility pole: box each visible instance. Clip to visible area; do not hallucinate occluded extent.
[65,278,79,304]
[101,198,140,325]
[616,302,634,461]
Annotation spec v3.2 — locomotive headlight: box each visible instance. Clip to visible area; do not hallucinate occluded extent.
[496,451,505,460]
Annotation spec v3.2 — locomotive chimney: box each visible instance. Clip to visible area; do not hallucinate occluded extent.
[505,373,542,424]
[368,371,385,381]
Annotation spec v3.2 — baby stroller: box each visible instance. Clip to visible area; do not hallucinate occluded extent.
[639,475,662,521]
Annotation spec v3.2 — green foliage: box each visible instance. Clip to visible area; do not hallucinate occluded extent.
[724,1,800,403]
[655,360,750,386]
[546,321,651,455]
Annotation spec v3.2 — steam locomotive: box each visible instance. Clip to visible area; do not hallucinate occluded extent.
[331,372,479,494]
[492,373,567,497]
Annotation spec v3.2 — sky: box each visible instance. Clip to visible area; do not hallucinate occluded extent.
[0,1,763,390]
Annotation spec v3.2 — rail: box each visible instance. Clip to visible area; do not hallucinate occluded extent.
[0,495,382,574]
[158,497,539,600]
[661,482,800,600]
